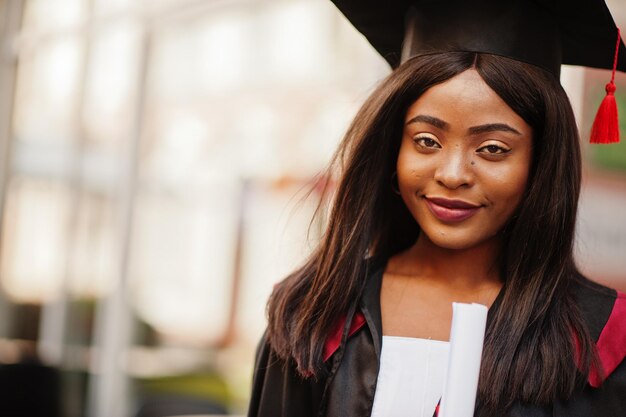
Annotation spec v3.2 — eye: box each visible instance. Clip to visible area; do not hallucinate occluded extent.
[413,136,441,149]
[477,144,510,155]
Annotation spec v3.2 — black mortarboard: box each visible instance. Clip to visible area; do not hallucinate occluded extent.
[330,0,625,77]
[331,0,625,142]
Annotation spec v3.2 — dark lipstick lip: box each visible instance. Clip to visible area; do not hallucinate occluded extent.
[425,199,480,222]
[425,197,482,209]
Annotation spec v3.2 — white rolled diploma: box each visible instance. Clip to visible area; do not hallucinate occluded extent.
[438,302,488,417]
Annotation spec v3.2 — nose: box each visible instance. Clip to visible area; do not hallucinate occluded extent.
[433,149,474,189]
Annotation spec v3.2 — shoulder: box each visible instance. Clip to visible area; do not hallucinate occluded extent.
[571,274,626,388]
[572,275,620,339]
[248,333,326,417]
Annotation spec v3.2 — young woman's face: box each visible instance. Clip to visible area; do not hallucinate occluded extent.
[397,69,533,250]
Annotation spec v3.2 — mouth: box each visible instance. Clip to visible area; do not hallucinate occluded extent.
[424,197,482,222]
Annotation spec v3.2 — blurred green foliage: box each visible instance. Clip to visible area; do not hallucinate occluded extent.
[136,371,232,408]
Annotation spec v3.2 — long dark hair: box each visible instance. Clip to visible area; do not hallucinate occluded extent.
[266,52,597,414]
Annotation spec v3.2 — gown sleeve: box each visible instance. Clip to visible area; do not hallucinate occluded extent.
[551,357,626,417]
[247,332,326,417]
[553,287,626,416]
[591,358,626,415]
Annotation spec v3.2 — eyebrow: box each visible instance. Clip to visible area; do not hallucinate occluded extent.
[406,115,449,130]
[406,114,522,136]
[468,123,521,136]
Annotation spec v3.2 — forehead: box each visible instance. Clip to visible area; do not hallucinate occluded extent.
[404,69,529,130]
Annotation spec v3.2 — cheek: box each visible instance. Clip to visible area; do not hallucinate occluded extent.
[396,145,431,187]
[487,166,530,213]
[396,156,413,186]
[397,166,427,193]
[396,142,411,171]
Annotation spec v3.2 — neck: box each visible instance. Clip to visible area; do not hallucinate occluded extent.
[389,233,503,290]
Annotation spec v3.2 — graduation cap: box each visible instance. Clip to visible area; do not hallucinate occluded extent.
[331,0,625,143]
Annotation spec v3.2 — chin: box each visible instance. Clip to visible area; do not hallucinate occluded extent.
[421,228,498,251]
[428,236,479,251]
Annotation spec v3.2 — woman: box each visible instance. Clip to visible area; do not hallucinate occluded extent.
[248,3,626,417]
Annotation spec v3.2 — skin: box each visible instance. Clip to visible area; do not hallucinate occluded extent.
[381,69,533,341]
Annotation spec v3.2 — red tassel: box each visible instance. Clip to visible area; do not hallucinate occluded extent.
[590,29,621,144]
[590,82,620,144]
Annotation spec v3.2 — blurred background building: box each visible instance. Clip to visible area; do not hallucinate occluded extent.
[0,0,624,416]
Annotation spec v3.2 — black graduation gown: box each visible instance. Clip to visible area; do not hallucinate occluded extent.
[248,261,626,417]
